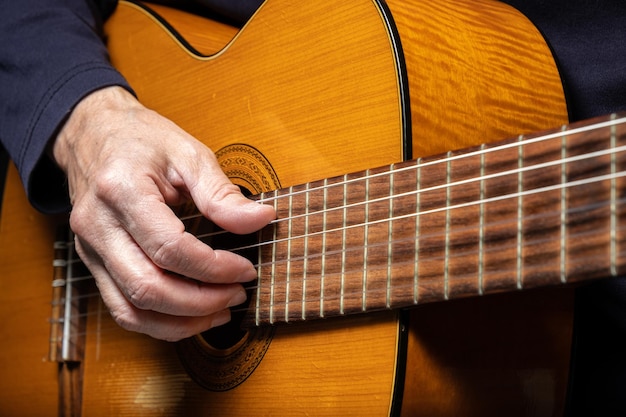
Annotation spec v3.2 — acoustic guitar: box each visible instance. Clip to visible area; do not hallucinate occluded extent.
[2,0,623,415]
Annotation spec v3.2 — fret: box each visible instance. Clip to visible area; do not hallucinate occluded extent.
[284,186,294,322]
[320,179,328,318]
[340,174,348,315]
[414,158,421,304]
[269,190,279,324]
[611,114,618,276]
[444,152,452,300]
[478,145,485,295]
[387,164,395,308]
[517,135,524,290]
[302,183,310,320]
[259,191,278,324]
[560,127,568,283]
[362,170,370,312]
[255,191,269,326]
[482,136,514,294]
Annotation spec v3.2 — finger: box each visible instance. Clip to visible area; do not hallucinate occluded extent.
[79,248,234,341]
[120,193,259,283]
[173,146,276,234]
[76,167,259,284]
[73,224,249,317]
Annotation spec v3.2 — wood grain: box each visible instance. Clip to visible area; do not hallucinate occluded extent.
[0,164,60,416]
[385,0,567,157]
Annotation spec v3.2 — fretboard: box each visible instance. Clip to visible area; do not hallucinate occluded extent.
[200,114,626,327]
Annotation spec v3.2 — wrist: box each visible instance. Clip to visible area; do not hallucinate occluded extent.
[52,86,139,172]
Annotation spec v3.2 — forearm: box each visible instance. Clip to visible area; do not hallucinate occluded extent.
[0,0,131,213]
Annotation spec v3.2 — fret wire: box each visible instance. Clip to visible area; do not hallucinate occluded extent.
[414,158,421,304]
[302,183,310,320]
[269,190,279,324]
[444,152,452,300]
[254,191,264,326]
[517,135,524,290]
[478,145,485,295]
[362,169,370,312]
[387,164,394,308]
[320,179,328,318]
[340,174,348,315]
[560,127,568,284]
[611,114,618,276]
[285,186,294,322]
[246,116,626,207]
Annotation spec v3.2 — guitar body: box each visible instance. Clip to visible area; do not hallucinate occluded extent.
[0,0,571,415]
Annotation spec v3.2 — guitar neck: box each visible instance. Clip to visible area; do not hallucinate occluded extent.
[233,114,626,326]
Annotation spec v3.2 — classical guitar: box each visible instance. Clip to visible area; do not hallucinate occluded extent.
[2,0,623,416]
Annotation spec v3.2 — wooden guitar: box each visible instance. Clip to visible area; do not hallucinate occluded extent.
[2,0,623,415]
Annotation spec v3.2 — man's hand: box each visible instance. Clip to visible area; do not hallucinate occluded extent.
[53,86,276,341]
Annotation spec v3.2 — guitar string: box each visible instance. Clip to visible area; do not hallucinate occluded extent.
[50,195,626,341]
[179,114,625,220]
[198,170,626,261]
[191,144,626,245]
[181,117,626,216]
[185,119,626,247]
[54,176,626,287]
[51,178,626,332]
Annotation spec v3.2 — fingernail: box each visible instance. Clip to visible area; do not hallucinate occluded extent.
[227,288,247,308]
[238,267,258,282]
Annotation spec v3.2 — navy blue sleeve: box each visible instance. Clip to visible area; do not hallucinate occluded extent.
[0,0,132,213]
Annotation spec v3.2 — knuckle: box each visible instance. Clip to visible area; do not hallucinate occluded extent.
[108,305,141,333]
[91,163,133,204]
[126,276,161,311]
[150,236,185,271]
[68,204,90,235]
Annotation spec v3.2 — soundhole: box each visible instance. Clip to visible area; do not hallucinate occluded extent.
[176,143,280,391]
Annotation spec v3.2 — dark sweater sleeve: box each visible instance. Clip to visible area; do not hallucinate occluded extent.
[501,0,626,122]
[0,0,132,213]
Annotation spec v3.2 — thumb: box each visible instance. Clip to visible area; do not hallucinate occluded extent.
[205,188,277,235]
[185,157,276,234]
